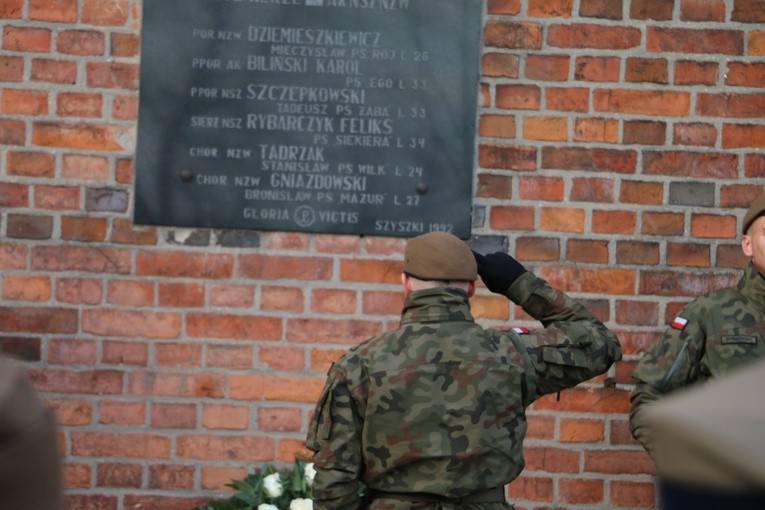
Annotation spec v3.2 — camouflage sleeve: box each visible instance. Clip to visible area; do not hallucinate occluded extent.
[305,365,364,510]
[629,314,705,454]
[506,271,623,396]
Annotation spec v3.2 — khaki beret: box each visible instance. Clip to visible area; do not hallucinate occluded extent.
[743,195,765,233]
[403,231,477,281]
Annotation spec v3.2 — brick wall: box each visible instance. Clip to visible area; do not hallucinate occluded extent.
[1,0,764,509]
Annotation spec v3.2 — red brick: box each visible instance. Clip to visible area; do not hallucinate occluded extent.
[205,344,253,369]
[151,403,196,429]
[630,0,673,20]
[691,213,737,239]
[523,116,567,141]
[86,62,139,89]
[258,406,302,433]
[517,237,560,261]
[7,214,53,239]
[540,207,585,233]
[648,27,744,54]
[624,120,666,145]
[546,86,589,111]
[750,31,765,55]
[641,212,685,236]
[592,209,637,234]
[732,0,765,22]
[97,463,142,488]
[149,464,195,489]
[155,343,202,368]
[311,288,356,314]
[595,88,691,116]
[238,253,329,280]
[525,54,569,81]
[30,368,122,394]
[490,206,536,231]
[158,282,205,308]
[471,295,510,321]
[0,242,27,270]
[72,431,170,458]
[0,306,76,333]
[567,239,609,263]
[61,216,107,242]
[643,151,738,178]
[29,0,77,22]
[263,232,310,250]
[487,0,521,15]
[674,60,719,85]
[112,94,137,120]
[259,345,304,371]
[101,341,148,366]
[620,180,663,205]
[362,290,404,315]
[3,25,51,52]
[83,309,181,339]
[48,338,96,365]
[186,313,281,341]
[477,173,513,199]
[610,480,656,508]
[523,446,580,473]
[617,241,660,265]
[718,244,749,269]
[314,235,361,254]
[122,496,210,510]
[48,398,92,426]
[726,62,765,88]
[540,266,636,295]
[585,449,654,474]
[111,219,157,245]
[82,0,129,25]
[560,418,605,443]
[0,0,23,18]
[32,122,126,151]
[57,29,105,56]
[667,242,711,267]
[340,259,402,284]
[479,144,537,170]
[64,494,118,509]
[202,404,249,430]
[479,114,516,139]
[615,300,659,326]
[484,21,542,49]
[508,475,554,502]
[0,55,24,81]
[640,270,738,297]
[1,88,48,115]
[481,53,519,78]
[574,56,619,82]
[496,84,541,110]
[673,122,717,147]
[570,177,614,202]
[63,463,91,489]
[528,0,572,16]
[580,0,622,19]
[559,478,604,504]
[106,280,153,307]
[542,147,637,173]
[681,0,726,21]
[721,183,765,207]
[0,182,29,207]
[723,123,765,148]
[574,117,618,143]
[519,176,564,201]
[111,32,139,57]
[286,317,381,344]
[309,348,345,373]
[2,274,50,301]
[261,285,304,312]
[57,91,102,117]
[137,251,233,278]
[128,371,225,398]
[35,185,80,210]
[0,118,26,145]
[626,57,668,84]
[698,92,765,118]
[548,24,641,49]
[99,400,146,425]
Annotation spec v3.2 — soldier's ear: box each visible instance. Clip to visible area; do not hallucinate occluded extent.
[742,235,753,258]
[467,281,475,297]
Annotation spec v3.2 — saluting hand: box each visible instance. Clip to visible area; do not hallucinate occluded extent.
[472,250,526,295]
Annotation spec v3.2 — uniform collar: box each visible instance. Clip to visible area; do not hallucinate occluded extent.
[400,287,474,325]
[738,262,765,304]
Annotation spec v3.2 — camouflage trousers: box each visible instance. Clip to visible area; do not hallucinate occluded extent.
[368,502,514,510]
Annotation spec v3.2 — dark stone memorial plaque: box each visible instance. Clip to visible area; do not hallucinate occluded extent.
[135,0,484,239]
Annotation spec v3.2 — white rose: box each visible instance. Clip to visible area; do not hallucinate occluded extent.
[304,463,316,487]
[290,498,313,510]
[258,505,279,510]
[262,473,284,498]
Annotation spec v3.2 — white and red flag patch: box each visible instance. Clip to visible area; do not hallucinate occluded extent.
[512,327,529,334]
[671,316,688,330]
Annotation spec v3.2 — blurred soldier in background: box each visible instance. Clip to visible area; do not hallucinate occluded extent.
[643,358,765,509]
[0,354,62,510]
[306,231,621,509]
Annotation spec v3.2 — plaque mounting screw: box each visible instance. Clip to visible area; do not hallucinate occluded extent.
[180,169,193,183]
[416,181,428,195]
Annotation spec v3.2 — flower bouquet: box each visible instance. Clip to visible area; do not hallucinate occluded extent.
[194,458,316,510]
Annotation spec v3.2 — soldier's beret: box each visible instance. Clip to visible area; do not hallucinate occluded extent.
[403,231,477,281]
[742,195,765,233]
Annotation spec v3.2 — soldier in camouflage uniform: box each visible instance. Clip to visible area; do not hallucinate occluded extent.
[630,195,765,455]
[306,232,622,509]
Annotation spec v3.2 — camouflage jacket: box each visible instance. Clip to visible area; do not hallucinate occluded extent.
[306,271,621,509]
[630,263,765,454]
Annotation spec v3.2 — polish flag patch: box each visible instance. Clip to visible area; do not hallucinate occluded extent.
[671,316,688,330]
[512,327,529,334]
